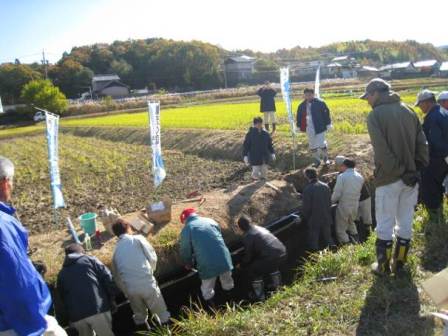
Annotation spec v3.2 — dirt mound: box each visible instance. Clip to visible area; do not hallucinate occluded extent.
[31,179,301,283]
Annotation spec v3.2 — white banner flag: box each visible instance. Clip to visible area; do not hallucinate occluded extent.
[45,112,65,209]
[0,97,3,114]
[280,67,295,134]
[315,66,321,99]
[148,101,166,188]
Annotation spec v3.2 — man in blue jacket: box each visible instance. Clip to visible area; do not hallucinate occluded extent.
[179,208,234,306]
[0,156,66,336]
[415,90,448,221]
[57,243,115,336]
[297,88,332,167]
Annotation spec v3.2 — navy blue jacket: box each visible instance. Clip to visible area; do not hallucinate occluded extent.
[57,254,115,323]
[422,105,448,158]
[243,127,275,166]
[257,87,277,112]
[0,202,51,336]
[296,98,331,134]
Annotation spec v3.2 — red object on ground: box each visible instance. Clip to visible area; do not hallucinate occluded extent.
[180,208,197,224]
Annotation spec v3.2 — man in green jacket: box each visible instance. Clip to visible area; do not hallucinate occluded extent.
[179,208,234,306]
[360,78,429,274]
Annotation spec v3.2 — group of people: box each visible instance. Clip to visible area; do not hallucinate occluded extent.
[0,157,287,335]
[245,83,331,180]
[252,78,448,275]
[1,78,448,335]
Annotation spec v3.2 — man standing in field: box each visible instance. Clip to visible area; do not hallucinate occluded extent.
[179,208,234,307]
[0,156,67,335]
[297,88,332,167]
[257,81,277,134]
[415,90,448,223]
[361,78,428,274]
[301,168,335,252]
[243,117,276,180]
[111,219,171,330]
[331,158,364,244]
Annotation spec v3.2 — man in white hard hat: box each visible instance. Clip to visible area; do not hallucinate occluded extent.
[415,90,448,223]
[438,91,448,113]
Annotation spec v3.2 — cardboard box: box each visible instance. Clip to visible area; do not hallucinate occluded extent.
[422,267,448,310]
[120,211,154,235]
[146,198,172,225]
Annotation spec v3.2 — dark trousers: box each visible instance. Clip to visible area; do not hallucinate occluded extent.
[421,157,448,209]
[246,255,286,281]
[307,217,334,252]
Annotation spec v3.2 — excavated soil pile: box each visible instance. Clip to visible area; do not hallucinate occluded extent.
[31,179,301,283]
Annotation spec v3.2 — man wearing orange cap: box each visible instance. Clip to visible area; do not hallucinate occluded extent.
[179,208,234,306]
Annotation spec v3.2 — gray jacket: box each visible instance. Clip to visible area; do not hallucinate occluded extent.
[302,179,333,229]
[367,92,429,187]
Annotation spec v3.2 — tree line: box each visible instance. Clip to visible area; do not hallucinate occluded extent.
[1,38,446,104]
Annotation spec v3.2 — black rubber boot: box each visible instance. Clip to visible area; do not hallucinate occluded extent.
[271,123,276,135]
[268,271,282,291]
[391,237,411,274]
[371,239,393,275]
[249,279,265,302]
[265,124,270,132]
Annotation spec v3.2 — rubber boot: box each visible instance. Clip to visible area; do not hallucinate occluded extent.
[391,237,411,274]
[204,298,217,312]
[265,124,270,132]
[269,271,282,291]
[371,239,393,275]
[249,279,265,302]
[348,233,360,244]
[271,123,276,135]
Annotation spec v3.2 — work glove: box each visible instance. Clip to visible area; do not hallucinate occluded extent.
[271,154,276,161]
[244,156,249,165]
[445,156,448,165]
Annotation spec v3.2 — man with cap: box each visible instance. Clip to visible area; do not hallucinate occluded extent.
[415,89,448,222]
[333,156,373,239]
[0,156,67,336]
[111,218,171,329]
[257,81,277,134]
[296,88,332,167]
[179,208,234,306]
[361,78,428,274]
[438,91,448,113]
[57,243,116,336]
[331,158,364,244]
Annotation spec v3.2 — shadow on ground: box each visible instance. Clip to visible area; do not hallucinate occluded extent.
[356,271,434,336]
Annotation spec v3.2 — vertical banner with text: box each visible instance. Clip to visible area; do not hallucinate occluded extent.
[280,67,298,169]
[280,67,296,135]
[45,112,65,209]
[148,101,166,188]
[315,65,321,99]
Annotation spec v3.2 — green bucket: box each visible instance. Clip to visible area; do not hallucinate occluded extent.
[79,212,97,236]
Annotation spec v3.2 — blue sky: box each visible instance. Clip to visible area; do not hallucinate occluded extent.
[1,0,447,64]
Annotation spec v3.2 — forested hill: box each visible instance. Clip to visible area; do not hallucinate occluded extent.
[1,39,446,101]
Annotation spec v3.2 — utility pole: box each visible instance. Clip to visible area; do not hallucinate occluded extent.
[223,63,228,89]
[41,49,48,79]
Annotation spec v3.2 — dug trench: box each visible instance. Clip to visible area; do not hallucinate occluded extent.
[0,129,375,334]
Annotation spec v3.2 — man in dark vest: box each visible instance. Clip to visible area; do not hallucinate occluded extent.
[257,82,277,134]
